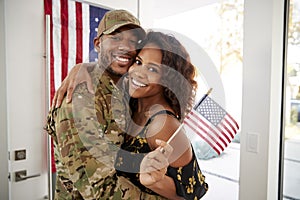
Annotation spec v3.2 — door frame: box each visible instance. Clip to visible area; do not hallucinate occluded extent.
[0,0,9,198]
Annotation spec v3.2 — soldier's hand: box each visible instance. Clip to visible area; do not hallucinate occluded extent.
[52,63,94,108]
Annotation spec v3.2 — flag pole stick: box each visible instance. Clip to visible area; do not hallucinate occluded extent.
[165,88,213,145]
[166,123,185,144]
[194,88,213,109]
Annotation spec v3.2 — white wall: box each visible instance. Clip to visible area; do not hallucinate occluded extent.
[139,0,218,28]
[240,0,285,199]
[84,0,138,16]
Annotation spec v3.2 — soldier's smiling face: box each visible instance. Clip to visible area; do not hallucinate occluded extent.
[94,27,139,77]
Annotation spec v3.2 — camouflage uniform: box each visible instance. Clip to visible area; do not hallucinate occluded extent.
[45,65,166,200]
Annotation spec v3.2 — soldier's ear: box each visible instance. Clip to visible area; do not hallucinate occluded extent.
[94,37,101,52]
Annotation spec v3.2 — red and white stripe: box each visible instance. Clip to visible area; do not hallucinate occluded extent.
[45,0,90,101]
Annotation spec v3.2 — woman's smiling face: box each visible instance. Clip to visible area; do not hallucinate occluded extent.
[128,43,164,99]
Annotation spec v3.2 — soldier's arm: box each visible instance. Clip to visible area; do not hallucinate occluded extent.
[52,62,95,109]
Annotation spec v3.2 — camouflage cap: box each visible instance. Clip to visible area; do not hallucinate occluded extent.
[97,9,145,40]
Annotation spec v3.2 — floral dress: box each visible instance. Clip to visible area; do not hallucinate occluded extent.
[115,110,208,200]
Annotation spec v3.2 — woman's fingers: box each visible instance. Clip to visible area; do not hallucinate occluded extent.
[140,166,167,186]
[141,142,173,173]
[156,139,173,157]
[141,156,166,173]
[140,140,174,187]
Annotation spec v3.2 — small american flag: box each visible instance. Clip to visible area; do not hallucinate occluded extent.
[183,89,239,155]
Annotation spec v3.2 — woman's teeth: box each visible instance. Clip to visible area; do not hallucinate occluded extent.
[132,78,146,87]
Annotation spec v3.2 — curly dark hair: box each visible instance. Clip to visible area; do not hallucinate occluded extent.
[135,31,198,120]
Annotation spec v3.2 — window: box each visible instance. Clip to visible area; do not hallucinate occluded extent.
[152,1,243,199]
[283,0,300,199]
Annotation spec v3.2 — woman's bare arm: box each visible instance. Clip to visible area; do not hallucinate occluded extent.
[139,115,193,199]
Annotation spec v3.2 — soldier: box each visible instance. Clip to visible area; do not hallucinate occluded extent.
[45,10,170,199]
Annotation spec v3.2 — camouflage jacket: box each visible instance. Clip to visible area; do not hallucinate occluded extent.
[46,66,124,199]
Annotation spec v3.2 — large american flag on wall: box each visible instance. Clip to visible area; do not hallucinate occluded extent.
[44,0,109,173]
[44,0,109,101]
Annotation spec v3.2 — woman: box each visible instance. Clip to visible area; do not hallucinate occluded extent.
[114,31,208,199]
[50,31,208,199]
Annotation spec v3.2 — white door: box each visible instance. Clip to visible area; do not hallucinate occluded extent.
[1,0,49,199]
[1,0,140,199]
